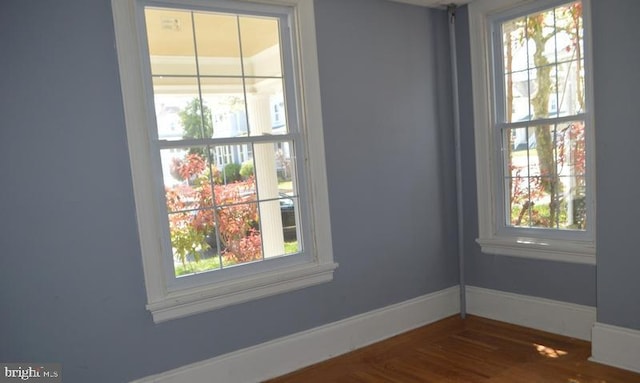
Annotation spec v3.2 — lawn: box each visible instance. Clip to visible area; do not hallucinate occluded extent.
[175,241,300,276]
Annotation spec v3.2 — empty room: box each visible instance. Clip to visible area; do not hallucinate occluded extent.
[1,0,639,382]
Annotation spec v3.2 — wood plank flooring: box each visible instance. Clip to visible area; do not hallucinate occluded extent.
[266,315,640,383]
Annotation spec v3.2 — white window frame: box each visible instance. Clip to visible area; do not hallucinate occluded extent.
[469,0,596,264]
[112,0,337,323]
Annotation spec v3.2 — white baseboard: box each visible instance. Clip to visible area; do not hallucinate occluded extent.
[132,286,460,383]
[465,286,596,341]
[591,322,640,373]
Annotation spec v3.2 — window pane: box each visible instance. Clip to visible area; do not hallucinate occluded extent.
[554,3,583,62]
[528,178,556,229]
[503,16,528,73]
[216,202,263,267]
[508,176,532,226]
[145,8,197,76]
[505,70,529,122]
[153,78,212,141]
[209,145,257,200]
[239,16,282,77]
[200,79,248,139]
[169,209,220,276]
[280,195,300,252]
[246,80,287,136]
[553,61,585,116]
[193,12,242,76]
[162,147,215,212]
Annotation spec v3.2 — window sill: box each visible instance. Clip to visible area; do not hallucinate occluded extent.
[146,262,338,323]
[476,236,596,265]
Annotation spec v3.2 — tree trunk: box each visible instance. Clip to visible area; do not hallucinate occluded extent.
[530,15,557,227]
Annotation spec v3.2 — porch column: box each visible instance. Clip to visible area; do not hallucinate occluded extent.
[247,93,285,258]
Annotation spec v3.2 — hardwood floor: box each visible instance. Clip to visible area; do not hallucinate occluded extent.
[266,315,640,383]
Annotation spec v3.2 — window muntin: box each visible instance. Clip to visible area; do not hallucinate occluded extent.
[492,1,589,233]
[143,6,304,279]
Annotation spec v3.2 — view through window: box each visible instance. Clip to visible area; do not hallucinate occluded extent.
[497,1,587,231]
[144,7,302,277]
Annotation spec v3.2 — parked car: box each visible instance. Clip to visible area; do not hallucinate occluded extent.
[279,193,297,241]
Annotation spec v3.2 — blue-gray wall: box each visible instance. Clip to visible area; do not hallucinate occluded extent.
[592,0,640,330]
[456,1,640,328]
[0,0,458,381]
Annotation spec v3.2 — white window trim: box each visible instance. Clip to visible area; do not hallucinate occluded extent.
[468,0,596,264]
[112,0,337,323]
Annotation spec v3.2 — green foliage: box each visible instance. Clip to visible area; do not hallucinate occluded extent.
[170,224,206,266]
[239,160,254,179]
[180,98,213,139]
[223,163,242,183]
[284,241,298,254]
[179,98,213,157]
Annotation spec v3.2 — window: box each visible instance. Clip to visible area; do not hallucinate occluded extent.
[112,0,336,322]
[469,0,595,263]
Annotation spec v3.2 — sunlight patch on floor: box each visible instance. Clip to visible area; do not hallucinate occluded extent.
[533,343,568,358]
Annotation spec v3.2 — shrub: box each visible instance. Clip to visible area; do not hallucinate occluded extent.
[223,163,242,183]
[239,160,254,179]
[165,155,263,270]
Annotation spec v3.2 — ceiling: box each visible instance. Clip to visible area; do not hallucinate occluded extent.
[145,8,279,58]
[388,0,473,8]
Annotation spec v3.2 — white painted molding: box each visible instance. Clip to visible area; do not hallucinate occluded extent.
[466,286,596,341]
[131,286,460,383]
[591,322,640,373]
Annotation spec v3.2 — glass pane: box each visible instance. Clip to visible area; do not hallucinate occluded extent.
[529,179,555,229]
[246,80,287,136]
[280,196,300,252]
[201,78,248,139]
[252,141,297,198]
[239,16,282,77]
[153,78,213,141]
[216,202,263,267]
[508,126,534,154]
[556,174,586,230]
[554,2,583,63]
[554,61,585,116]
[569,121,586,175]
[161,147,215,212]
[505,123,574,229]
[170,209,220,277]
[555,121,585,177]
[505,70,531,122]
[539,9,558,64]
[145,8,197,76]
[208,145,257,198]
[508,176,531,227]
[193,12,242,76]
[503,16,528,73]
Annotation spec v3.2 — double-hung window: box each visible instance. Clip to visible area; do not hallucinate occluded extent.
[112,0,336,322]
[469,0,595,263]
